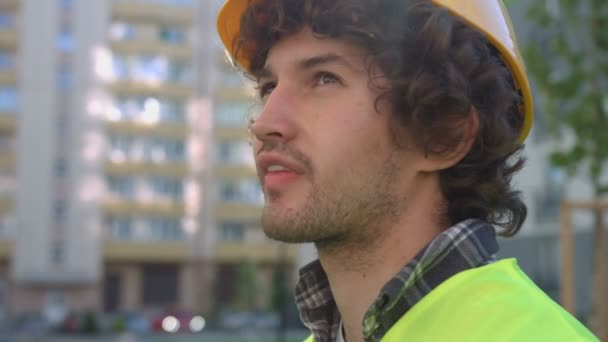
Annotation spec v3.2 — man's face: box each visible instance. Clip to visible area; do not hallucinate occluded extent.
[250,28,423,247]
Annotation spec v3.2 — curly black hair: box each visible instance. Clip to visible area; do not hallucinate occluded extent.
[234,0,527,236]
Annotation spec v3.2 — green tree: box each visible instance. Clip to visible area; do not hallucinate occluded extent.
[234,260,257,310]
[524,0,608,338]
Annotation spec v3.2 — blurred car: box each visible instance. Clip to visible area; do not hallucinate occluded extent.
[58,312,81,334]
[220,311,253,331]
[151,309,205,334]
[220,311,279,331]
[12,312,51,335]
[120,311,150,334]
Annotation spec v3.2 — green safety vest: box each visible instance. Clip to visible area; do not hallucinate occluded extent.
[303,259,598,341]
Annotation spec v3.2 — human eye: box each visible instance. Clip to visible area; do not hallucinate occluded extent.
[314,72,341,86]
[257,80,276,100]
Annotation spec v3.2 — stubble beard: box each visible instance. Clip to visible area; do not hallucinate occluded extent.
[261,155,402,251]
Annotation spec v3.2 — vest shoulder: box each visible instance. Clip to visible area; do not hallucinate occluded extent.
[382,259,599,341]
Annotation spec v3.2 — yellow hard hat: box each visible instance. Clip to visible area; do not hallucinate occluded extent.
[217,0,533,143]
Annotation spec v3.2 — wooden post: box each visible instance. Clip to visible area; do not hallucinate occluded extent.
[560,201,608,339]
[560,202,575,313]
[596,206,607,341]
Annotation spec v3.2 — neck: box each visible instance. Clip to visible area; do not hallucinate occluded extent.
[317,177,444,342]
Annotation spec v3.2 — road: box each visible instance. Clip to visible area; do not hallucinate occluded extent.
[0,330,310,342]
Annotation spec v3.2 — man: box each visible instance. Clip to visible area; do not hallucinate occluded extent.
[216,0,598,341]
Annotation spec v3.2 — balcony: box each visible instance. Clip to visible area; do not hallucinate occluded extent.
[0,0,19,12]
[103,199,185,218]
[0,240,11,260]
[0,31,17,51]
[111,2,193,26]
[0,70,17,86]
[214,87,252,102]
[106,161,188,178]
[0,153,14,171]
[215,126,249,141]
[108,81,191,99]
[109,40,192,61]
[103,240,189,262]
[106,121,189,139]
[0,116,16,134]
[215,165,257,181]
[0,197,13,215]
[215,242,297,263]
[215,202,262,221]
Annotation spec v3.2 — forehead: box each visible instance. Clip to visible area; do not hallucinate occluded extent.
[263,28,367,74]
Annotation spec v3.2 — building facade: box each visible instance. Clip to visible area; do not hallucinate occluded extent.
[0,0,301,323]
[4,0,216,321]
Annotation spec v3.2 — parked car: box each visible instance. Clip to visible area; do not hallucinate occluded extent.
[12,312,51,335]
[220,311,279,331]
[118,311,151,335]
[151,309,205,334]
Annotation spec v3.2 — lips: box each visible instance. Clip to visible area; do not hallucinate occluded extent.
[256,153,306,178]
[256,153,306,189]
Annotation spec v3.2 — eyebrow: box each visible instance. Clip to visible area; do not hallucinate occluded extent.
[256,53,359,80]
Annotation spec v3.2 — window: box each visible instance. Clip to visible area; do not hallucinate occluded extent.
[220,180,263,203]
[113,98,143,121]
[164,139,185,161]
[56,115,68,135]
[0,87,17,112]
[0,136,12,153]
[54,203,66,220]
[114,97,185,123]
[0,13,13,29]
[51,243,64,265]
[112,55,128,80]
[56,65,73,90]
[106,217,133,240]
[219,222,245,241]
[59,0,73,9]
[144,138,185,162]
[132,55,169,83]
[55,159,67,177]
[147,218,183,240]
[109,135,133,152]
[168,62,191,84]
[215,103,251,127]
[150,177,183,200]
[159,27,186,43]
[108,22,136,41]
[160,100,185,122]
[0,53,12,70]
[107,176,135,199]
[56,25,74,53]
[217,141,253,165]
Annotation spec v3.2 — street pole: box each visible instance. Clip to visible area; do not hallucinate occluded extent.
[276,243,288,342]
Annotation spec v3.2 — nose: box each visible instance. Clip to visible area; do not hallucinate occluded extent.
[250,85,297,145]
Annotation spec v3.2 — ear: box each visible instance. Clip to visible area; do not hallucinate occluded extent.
[417,107,480,172]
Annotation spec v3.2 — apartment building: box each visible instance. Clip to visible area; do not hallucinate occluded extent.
[0,0,19,321]
[0,0,300,322]
[3,0,217,321]
[210,30,298,310]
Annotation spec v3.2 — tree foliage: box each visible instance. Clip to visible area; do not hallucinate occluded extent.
[524,0,608,194]
[234,260,257,310]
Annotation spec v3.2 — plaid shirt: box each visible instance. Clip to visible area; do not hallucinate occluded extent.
[294,218,499,342]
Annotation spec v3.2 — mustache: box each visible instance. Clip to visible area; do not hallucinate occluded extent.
[257,140,312,172]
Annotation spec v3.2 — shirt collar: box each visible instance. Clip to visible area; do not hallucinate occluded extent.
[294,219,499,342]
